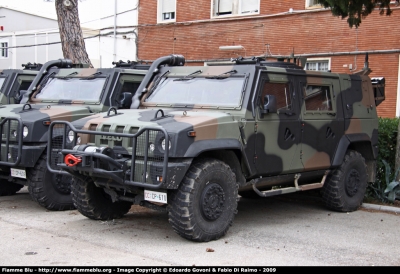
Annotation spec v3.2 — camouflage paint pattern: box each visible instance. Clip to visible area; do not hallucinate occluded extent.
[50,60,382,191]
[0,64,148,171]
[0,69,38,105]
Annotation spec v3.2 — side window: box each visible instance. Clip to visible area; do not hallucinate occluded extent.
[121,82,140,97]
[19,80,32,92]
[158,0,176,23]
[260,82,291,110]
[117,77,142,109]
[304,85,332,111]
[212,0,259,17]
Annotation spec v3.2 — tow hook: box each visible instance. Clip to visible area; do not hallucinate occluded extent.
[64,154,82,167]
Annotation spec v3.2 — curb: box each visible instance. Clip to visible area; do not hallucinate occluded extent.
[361,203,400,214]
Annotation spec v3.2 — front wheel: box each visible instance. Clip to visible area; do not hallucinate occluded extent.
[27,153,75,211]
[168,158,238,242]
[322,150,367,212]
[0,180,24,196]
[71,177,132,220]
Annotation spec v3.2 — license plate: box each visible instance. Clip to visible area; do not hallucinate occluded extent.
[11,168,26,179]
[144,190,167,204]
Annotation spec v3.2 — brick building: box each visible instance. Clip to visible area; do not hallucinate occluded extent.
[136,0,400,118]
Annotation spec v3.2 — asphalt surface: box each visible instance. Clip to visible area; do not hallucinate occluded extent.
[1,187,399,267]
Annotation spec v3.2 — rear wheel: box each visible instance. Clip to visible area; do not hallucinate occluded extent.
[27,153,75,211]
[0,180,23,196]
[322,150,367,212]
[168,158,238,242]
[71,177,132,220]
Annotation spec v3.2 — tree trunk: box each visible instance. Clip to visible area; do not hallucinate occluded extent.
[55,0,93,67]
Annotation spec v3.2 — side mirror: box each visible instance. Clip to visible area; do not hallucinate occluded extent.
[119,92,133,108]
[261,95,277,116]
[16,90,28,104]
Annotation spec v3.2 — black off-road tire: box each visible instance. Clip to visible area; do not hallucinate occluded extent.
[322,150,367,212]
[27,153,75,211]
[0,180,24,196]
[168,158,238,242]
[71,177,132,220]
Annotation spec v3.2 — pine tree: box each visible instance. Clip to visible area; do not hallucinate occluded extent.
[54,0,93,67]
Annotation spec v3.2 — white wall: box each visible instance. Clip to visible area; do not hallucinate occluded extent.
[80,0,139,68]
[0,0,139,69]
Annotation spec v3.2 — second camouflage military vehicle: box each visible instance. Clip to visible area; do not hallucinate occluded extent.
[0,58,156,210]
[47,54,385,242]
[0,62,42,105]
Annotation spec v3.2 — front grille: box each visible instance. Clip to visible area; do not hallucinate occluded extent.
[48,121,169,187]
[0,117,23,165]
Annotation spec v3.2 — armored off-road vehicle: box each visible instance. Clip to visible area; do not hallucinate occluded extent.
[47,54,385,241]
[0,63,42,105]
[0,58,157,210]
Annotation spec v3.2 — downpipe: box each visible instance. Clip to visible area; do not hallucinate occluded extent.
[21,59,73,104]
[130,54,185,109]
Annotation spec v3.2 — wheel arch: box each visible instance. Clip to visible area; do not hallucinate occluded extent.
[195,149,247,186]
[332,134,377,183]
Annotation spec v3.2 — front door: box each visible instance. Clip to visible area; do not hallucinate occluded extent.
[243,72,302,176]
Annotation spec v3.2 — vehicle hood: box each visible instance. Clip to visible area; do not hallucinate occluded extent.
[0,104,94,123]
[73,108,240,141]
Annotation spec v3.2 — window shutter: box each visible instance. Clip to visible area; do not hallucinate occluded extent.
[161,0,176,13]
[241,0,258,13]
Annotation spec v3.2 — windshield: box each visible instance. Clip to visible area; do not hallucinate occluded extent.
[0,77,5,91]
[145,77,245,107]
[35,77,107,101]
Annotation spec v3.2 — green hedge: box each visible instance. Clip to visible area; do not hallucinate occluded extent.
[367,117,400,200]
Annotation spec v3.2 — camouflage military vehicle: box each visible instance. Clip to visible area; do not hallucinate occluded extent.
[0,58,158,210]
[0,63,42,105]
[47,55,385,241]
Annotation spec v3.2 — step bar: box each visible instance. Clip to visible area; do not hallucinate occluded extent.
[252,170,330,198]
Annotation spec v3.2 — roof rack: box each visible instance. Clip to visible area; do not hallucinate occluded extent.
[231,56,303,69]
[112,60,151,70]
[21,62,43,71]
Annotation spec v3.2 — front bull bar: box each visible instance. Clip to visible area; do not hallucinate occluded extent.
[46,121,170,189]
[0,117,24,166]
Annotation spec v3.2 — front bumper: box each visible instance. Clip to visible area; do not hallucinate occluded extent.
[47,121,191,190]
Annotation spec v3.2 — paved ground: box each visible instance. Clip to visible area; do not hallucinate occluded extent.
[1,187,399,266]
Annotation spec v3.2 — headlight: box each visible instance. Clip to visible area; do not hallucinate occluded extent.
[77,136,81,145]
[67,130,75,143]
[23,126,29,138]
[149,142,155,152]
[161,138,171,151]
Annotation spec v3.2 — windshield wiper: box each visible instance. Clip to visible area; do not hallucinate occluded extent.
[80,71,102,80]
[173,70,203,81]
[205,69,237,79]
[60,71,78,79]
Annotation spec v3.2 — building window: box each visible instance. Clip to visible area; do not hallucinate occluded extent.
[212,0,259,17]
[0,42,8,58]
[306,0,322,8]
[158,0,176,23]
[305,59,330,71]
